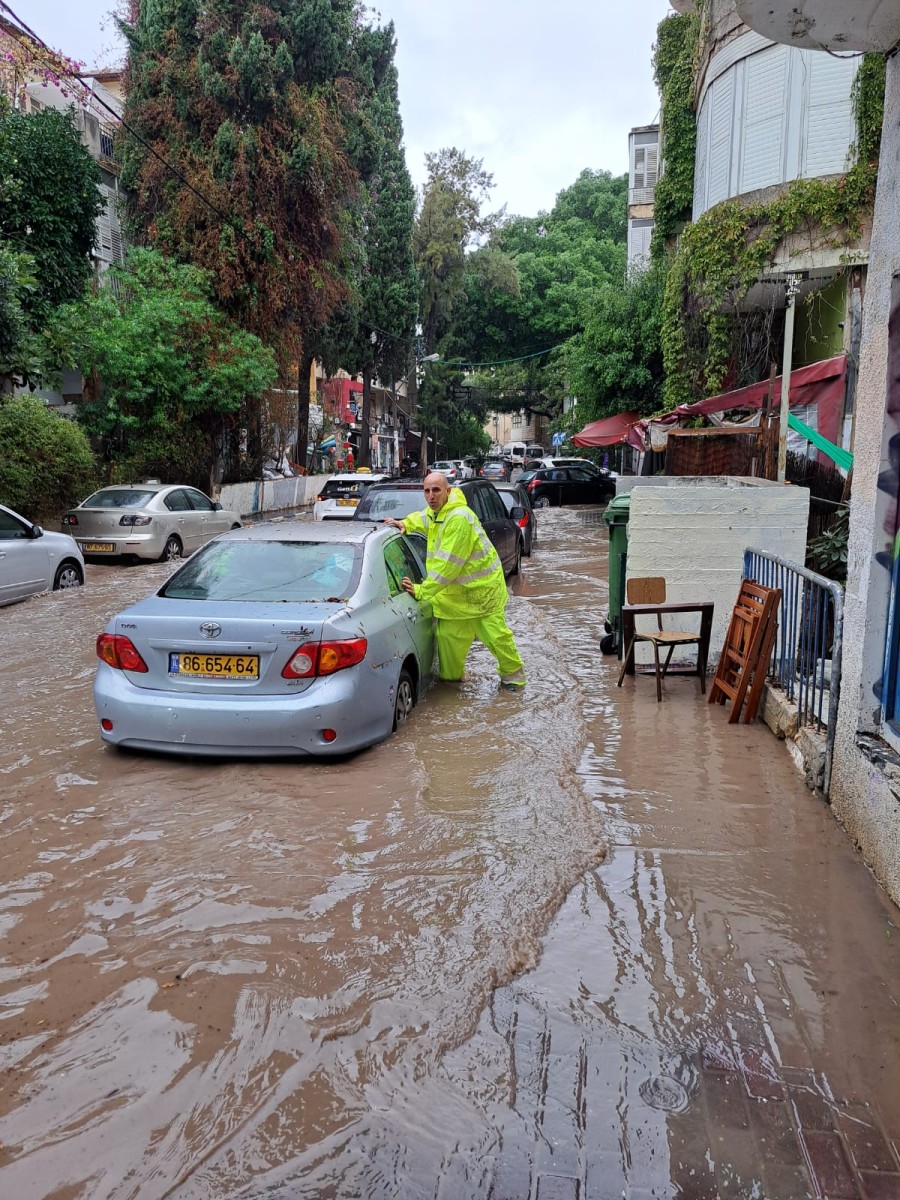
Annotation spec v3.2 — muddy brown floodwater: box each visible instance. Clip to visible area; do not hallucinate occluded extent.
[0,511,605,1199]
[2,507,899,1200]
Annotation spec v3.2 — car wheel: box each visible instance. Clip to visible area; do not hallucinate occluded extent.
[393,667,416,730]
[53,561,83,590]
[160,535,182,562]
[533,494,551,509]
[511,539,522,576]
[231,523,241,530]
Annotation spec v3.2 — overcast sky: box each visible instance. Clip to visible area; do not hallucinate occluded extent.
[24,0,672,217]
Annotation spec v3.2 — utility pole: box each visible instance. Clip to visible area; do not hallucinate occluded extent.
[777,272,805,483]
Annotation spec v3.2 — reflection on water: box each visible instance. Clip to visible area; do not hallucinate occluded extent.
[0,529,605,1198]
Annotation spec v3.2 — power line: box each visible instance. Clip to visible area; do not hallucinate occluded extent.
[444,345,564,369]
[0,1,251,245]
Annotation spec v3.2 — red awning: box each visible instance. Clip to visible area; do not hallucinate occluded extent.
[571,410,643,447]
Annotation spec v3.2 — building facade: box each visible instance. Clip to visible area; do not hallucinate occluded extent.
[627,124,659,269]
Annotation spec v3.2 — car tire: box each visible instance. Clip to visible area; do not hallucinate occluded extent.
[533,494,551,509]
[53,560,83,590]
[160,535,182,562]
[393,667,416,730]
[511,539,522,576]
[231,523,241,530]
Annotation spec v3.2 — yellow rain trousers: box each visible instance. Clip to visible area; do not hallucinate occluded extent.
[404,488,526,686]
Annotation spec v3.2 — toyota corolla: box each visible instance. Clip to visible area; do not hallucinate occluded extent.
[93,523,435,757]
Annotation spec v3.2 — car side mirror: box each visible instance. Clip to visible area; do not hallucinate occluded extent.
[213,502,223,511]
[31,524,44,539]
[510,506,525,520]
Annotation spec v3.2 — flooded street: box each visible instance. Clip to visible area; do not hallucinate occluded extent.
[1,508,899,1199]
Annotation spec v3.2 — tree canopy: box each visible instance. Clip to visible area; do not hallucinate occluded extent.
[63,248,278,487]
[118,0,362,365]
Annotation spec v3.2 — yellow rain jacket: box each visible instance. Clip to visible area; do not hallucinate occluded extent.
[404,487,508,619]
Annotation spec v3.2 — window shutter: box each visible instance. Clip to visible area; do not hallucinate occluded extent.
[802,50,856,178]
[707,72,736,208]
[644,145,659,188]
[633,145,646,189]
[693,94,710,217]
[740,45,788,193]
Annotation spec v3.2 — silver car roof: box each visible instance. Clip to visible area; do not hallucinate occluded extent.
[216,521,382,544]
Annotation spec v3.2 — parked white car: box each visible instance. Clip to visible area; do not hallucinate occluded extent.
[452,459,476,480]
[313,473,392,520]
[0,503,85,606]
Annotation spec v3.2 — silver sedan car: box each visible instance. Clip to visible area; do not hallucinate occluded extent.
[0,503,85,606]
[93,522,435,757]
[63,483,242,562]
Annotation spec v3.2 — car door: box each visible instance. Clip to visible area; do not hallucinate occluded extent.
[164,488,200,551]
[382,536,435,678]
[565,467,593,504]
[0,508,51,604]
[473,484,515,572]
[185,488,225,542]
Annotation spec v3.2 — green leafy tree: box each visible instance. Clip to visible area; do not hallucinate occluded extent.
[0,394,97,517]
[0,101,102,389]
[568,260,668,423]
[449,170,629,422]
[62,248,278,487]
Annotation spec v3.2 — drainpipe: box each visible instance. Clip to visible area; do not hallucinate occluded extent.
[777,273,804,483]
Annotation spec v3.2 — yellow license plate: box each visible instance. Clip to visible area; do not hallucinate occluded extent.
[337,498,358,506]
[169,653,259,680]
[82,542,116,552]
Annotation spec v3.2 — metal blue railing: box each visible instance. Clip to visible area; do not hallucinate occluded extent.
[743,548,844,796]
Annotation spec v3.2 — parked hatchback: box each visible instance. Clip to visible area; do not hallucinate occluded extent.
[63,484,242,562]
[93,522,434,757]
[518,466,615,508]
[479,457,511,482]
[0,503,85,606]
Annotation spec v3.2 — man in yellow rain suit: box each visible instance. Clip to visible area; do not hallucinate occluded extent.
[386,473,526,688]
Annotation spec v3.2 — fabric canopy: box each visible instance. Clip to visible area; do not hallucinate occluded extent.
[571,410,643,447]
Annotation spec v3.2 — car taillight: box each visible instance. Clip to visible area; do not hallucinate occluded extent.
[62,514,78,526]
[96,633,149,672]
[316,494,324,501]
[119,514,153,526]
[282,639,368,679]
[518,515,529,528]
[526,479,539,491]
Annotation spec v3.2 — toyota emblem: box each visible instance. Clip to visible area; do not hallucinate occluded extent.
[199,621,222,639]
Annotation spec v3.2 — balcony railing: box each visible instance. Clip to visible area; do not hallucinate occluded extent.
[743,548,844,795]
[628,186,656,205]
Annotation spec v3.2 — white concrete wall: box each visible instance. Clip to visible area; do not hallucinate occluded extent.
[626,480,809,663]
[829,54,900,906]
[217,474,328,518]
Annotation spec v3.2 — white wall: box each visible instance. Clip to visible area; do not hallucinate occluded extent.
[625,479,809,662]
[217,474,328,517]
[829,54,900,906]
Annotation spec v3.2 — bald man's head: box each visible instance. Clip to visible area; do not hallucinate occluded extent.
[423,471,450,512]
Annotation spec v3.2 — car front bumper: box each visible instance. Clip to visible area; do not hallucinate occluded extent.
[93,663,395,757]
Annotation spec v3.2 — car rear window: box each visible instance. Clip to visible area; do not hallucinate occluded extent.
[354,488,424,520]
[160,540,362,602]
[319,479,374,499]
[518,470,538,483]
[82,489,157,508]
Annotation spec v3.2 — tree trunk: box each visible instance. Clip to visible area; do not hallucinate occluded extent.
[296,351,314,473]
[360,363,373,469]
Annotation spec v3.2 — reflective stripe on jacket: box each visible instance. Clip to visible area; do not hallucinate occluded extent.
[404,487,508,619]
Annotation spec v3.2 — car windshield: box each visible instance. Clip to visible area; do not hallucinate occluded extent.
[160,540,361,602]
[82,489,157,508]
[354,488,424,520]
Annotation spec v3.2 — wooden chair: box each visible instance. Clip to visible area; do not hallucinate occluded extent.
[616,577,706,702]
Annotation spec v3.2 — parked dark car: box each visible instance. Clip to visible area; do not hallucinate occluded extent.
[518,466,616,508]
[353,478,524,576]
[494,481,537,557]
